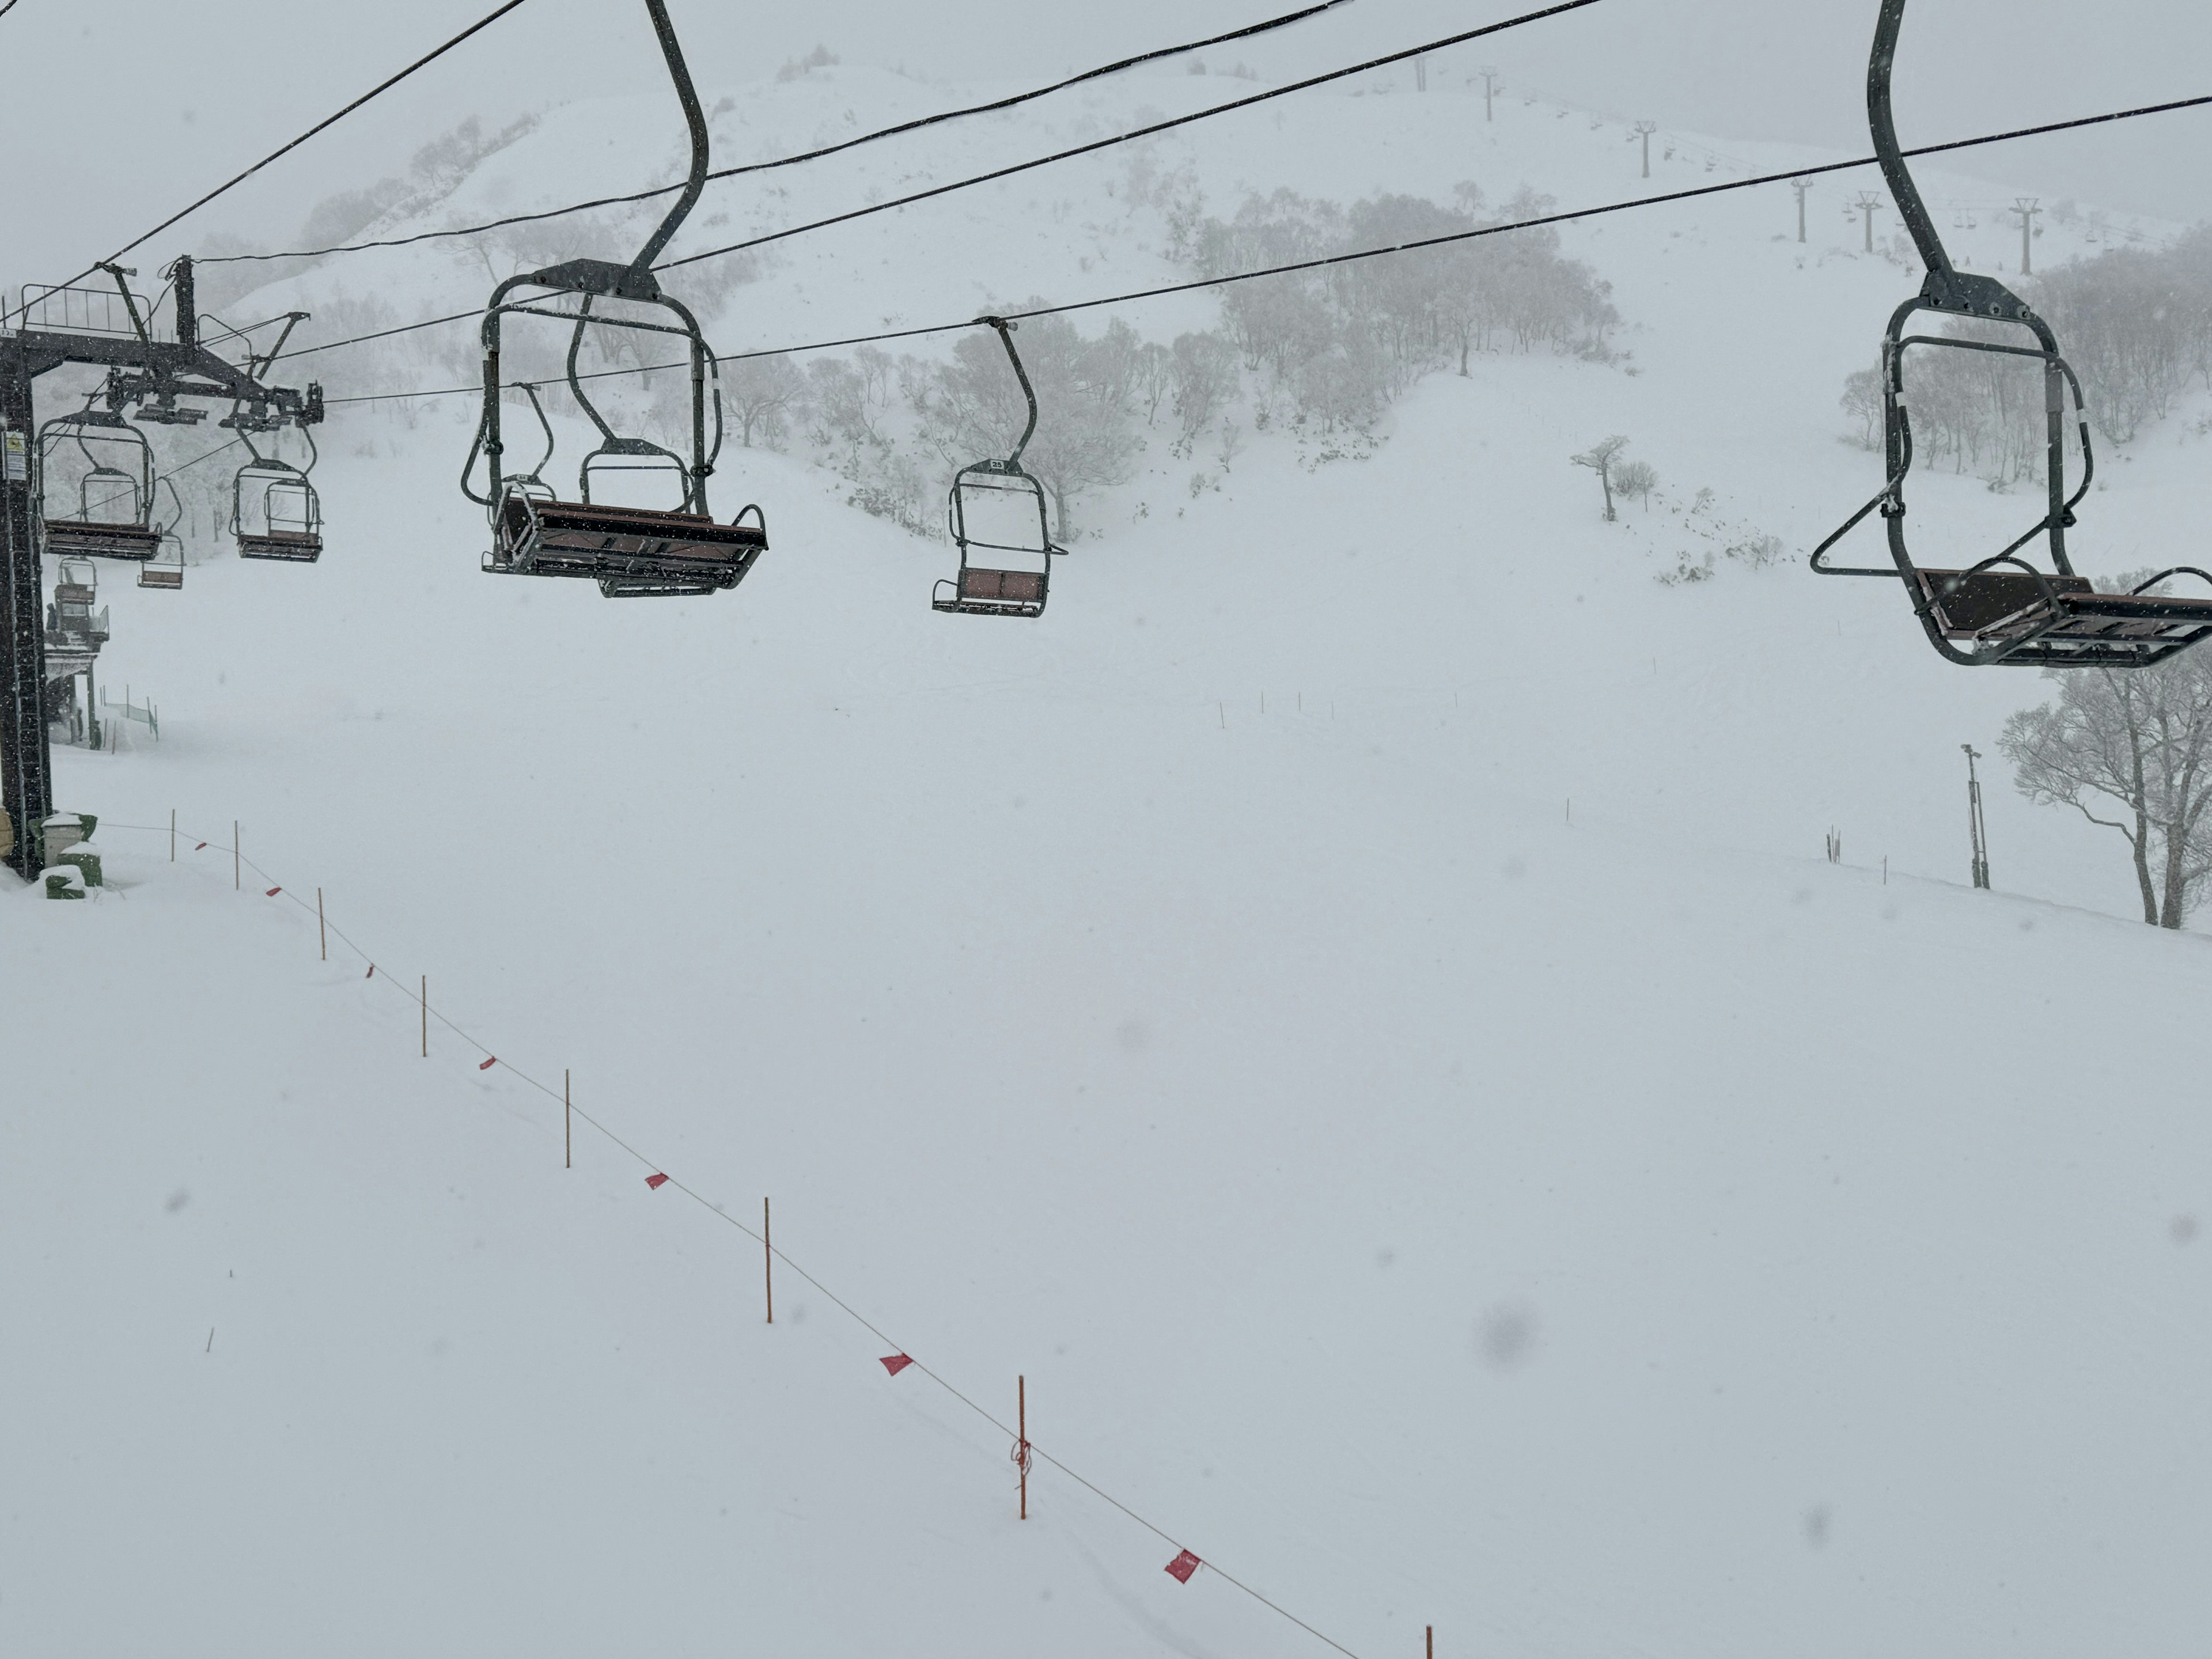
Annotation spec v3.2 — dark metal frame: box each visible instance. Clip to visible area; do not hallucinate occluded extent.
[1813,0,2212,667]
[464,0,764,600]
[934,317,1060,619]
[2,257,319,875]
[36,403,160,561]
[139,477,187,589]
[231,421,324,563]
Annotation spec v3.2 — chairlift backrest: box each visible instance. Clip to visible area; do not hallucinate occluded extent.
[37,409,153,532]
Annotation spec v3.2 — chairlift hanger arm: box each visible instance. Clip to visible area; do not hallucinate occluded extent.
[630,0,711,278]
[1870,0,2038,324]
[982,317,1040,468]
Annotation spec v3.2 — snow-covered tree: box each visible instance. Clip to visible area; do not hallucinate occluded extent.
[2000,600,2212,927]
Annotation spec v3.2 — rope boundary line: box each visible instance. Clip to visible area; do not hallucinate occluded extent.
[70,817,1369,1659]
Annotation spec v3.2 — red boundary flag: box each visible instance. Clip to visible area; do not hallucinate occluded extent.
[365,964,376,979]
[194,842,207,851]
[879,1354,914,1376]
[1165,1550,1201,1584]
[478,1056,497,1071]
[645,1173,670,1190]
[266,887,282,897]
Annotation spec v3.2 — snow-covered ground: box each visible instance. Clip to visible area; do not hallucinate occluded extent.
[6,57,2210,1659]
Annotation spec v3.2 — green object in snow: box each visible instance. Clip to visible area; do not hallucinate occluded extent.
[58,846,103,888]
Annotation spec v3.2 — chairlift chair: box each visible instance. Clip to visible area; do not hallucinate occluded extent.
[934,317,1061,619]
[1813,0,2212,666]
[36,407,162,562]
[140,479,186,589]
[230,415,323,562]
[49,558,110,648]
[464,0,766,601]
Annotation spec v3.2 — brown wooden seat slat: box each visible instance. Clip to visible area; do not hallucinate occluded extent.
[239,532,324,563]
[960,568,1045,604]
[138,569,184,589]
[42,521,162,561]
[490,494,766,593]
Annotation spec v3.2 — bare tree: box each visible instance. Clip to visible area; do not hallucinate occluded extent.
[1613,458,1658,512]
[723,355,804,448]
[1571,435,1630,521]
[1169,331,1240,448]
[1999,610,2212,926]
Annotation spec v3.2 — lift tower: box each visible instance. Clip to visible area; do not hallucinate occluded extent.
[1,257,320,876]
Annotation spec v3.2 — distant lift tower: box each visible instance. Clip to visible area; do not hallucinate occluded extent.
[1,257,321,876]
[1963,744,1992,889]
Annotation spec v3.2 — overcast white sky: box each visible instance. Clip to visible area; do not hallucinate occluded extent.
[1,0,2206,288]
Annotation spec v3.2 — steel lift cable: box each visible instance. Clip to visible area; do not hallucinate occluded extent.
[202,0,1368,268]
[0,0,535,328]
[309,89,2212,407]
[271,0,1615,366]
[659,0,1608,272]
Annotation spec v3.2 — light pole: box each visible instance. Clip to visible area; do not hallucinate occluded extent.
[1963,744,1991,889]
[1791,177,1813,243]
[1478,66,1499,122]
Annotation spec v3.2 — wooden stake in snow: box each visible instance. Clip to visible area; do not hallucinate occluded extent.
[564,1069,572,1169]
[1427,1626,1434,1659]
[764,1197,774,1324]
[169,808,176,863]
[233,821,240,890]
[421,975,428,1058]
[1017,1375,1031,1520]
[317,888,326,961]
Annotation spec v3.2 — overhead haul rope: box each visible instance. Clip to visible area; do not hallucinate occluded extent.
[201,0,1369,267]
[308,89,2212,404]
[86,820,1371,1659]
[657,0,1608,272]
[0,0,535,327]
[274,0,1608,365]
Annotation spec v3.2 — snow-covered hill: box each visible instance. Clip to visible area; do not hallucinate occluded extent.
[7,54,2210,1659]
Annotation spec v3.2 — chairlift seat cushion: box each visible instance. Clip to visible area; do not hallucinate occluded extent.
[138,567,184,589]
[42,521,162,562]
[238,531,324,563]
[495,495,765,589]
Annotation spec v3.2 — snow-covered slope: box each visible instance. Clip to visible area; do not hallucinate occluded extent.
[6,60,2210,1659]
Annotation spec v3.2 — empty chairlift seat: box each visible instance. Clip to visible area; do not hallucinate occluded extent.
[485,489,766,596]
[933,320,1060,619]
[43,517,162,562]
[234,464,324,563]
[38,410,161,562]
[1810,0,2212,669]
[1911,567,2212,665]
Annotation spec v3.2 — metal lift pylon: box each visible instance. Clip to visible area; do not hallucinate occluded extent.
[1,257,321,877]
